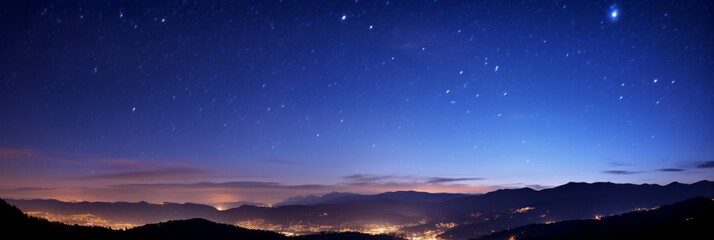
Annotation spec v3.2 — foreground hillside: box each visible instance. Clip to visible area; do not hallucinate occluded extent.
[477,197,714,240]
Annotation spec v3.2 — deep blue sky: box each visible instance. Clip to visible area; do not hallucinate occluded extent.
[1,0,713,204]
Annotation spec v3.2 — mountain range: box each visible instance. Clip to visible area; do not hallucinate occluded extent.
[5,180,713,239]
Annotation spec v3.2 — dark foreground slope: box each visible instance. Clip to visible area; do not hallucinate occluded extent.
[477,197,714,240]
[0,198,120,240]
[124,218,285,240]
[0,198,400,240]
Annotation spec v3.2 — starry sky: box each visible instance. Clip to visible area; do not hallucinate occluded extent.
[1,0,713,204]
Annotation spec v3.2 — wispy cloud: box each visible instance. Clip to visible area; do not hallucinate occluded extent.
[696,161,714,169]
[109,181,328,191]
[84,181,333,204]
[0,175,500,204]
[91,158,166,170]
[92,178,497,204]
[424,177,485,184]
[603,170,641,175]
[342,174,394,184]
[658,168,684,172]
[0,147,232,181]
[0,148,554,204]
[68,167,207,181]
[0,187,56,194]
[0,148,35,160]
[607,161,632,167]
[263,158,302,165]
[342,174,484,186]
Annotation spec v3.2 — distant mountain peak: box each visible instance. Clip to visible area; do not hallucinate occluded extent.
[276,192,360,206]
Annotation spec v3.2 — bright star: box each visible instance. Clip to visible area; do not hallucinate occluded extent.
[608,5,619,21]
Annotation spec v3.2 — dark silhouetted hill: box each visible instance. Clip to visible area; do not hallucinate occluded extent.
[124,218,285,240]
[294,231,400,240]
[123,218,401,240]
[476,197,714,240]
[0,198,119,240]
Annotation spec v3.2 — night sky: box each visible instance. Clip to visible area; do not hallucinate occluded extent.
[1,0,713,204]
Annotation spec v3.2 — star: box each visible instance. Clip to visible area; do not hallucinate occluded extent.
[608,5,619,21]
